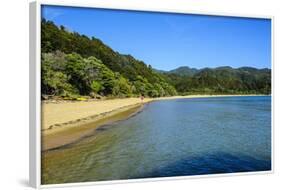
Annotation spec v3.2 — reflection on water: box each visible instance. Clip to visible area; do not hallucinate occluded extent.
[42,96,271,184]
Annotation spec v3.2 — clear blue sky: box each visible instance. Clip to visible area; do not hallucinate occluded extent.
[42,5,271,71]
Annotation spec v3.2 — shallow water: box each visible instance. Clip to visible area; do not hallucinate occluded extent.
[42,96,271,184]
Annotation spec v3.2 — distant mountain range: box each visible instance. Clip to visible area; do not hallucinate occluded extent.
[160,66,271,94]
[157,66,270,77]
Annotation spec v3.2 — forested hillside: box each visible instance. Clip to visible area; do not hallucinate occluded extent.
[41,19,177,99]
[163,66,271,95]
[41,19,271,99]
[168,66,199,77]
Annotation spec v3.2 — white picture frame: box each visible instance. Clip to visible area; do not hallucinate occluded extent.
[29,1,274,188]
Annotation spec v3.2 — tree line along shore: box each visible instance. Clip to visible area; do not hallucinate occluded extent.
[41,19,271,101]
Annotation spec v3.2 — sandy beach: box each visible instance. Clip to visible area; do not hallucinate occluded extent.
[41,94,262,151]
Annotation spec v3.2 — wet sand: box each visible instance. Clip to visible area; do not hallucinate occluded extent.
[42,104,143,151]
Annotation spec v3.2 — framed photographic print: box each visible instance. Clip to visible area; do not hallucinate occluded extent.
[29,1,273,188]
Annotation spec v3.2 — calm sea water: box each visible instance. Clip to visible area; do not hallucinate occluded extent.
[42,96,271,184]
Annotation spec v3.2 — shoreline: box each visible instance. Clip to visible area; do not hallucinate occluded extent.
[42,103,144,151]
[42,94,267,151]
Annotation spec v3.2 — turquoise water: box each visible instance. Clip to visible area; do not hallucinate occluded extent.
[42,96,271,184]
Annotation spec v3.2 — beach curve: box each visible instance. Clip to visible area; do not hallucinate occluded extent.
[41,94,263,151]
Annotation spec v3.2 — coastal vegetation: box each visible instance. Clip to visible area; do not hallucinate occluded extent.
[41,19,271,100]
[162,66,271,95]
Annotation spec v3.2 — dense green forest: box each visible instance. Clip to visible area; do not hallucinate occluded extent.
[162,66,271,95]
[41,19,271,100]
[41,19,177,99]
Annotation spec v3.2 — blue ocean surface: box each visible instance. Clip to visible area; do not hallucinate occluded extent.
[42,96,271,184]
